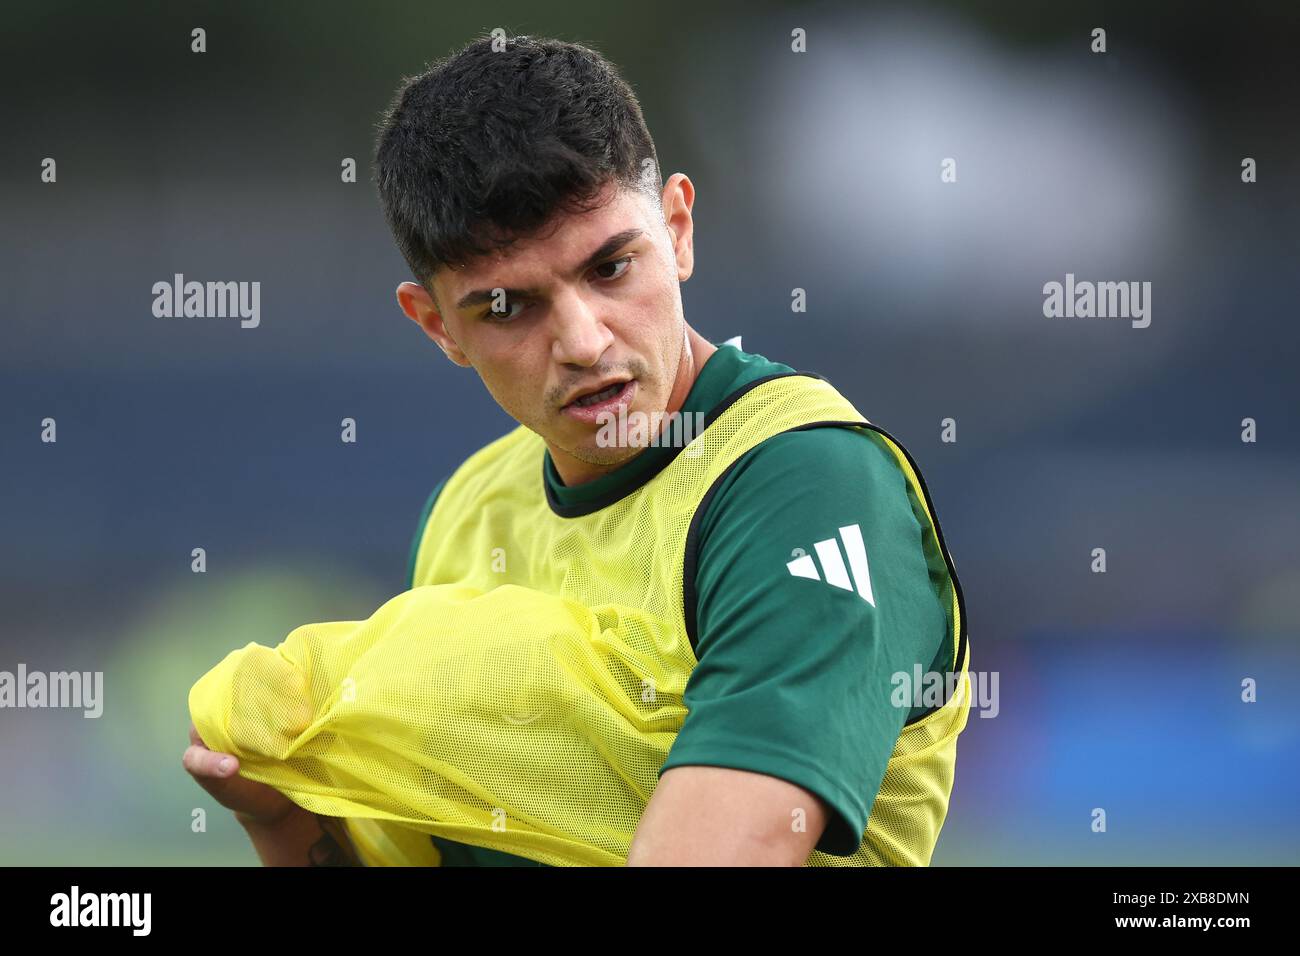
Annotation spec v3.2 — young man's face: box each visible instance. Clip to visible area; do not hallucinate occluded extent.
[397,175,698,483]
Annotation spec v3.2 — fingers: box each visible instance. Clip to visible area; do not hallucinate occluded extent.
[188,722,203,747]
[182,743,239,779]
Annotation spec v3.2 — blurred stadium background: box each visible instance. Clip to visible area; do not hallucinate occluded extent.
[1,0,1297,864]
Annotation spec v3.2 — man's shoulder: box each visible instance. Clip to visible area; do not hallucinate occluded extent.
[404,424,541,588]
[439,422,544,492]
[705,421,909,517]
[689,419,948,629]
[704,344,800,403]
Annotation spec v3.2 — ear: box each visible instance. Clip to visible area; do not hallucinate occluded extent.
[661,173,696,283]
[396,281,472,367]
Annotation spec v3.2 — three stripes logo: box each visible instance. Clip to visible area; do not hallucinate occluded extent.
[786,524,875,605]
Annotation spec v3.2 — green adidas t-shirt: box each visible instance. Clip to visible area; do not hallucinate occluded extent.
[401,343,953,865]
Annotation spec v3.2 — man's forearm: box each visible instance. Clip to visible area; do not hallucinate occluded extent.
[238,806,361,866]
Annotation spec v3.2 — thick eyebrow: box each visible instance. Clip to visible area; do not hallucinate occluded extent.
[454,228,645,311]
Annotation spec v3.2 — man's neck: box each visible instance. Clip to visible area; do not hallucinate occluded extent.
[549,325,718,487]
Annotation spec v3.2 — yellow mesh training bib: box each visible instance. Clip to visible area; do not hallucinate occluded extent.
[188,373,970,866]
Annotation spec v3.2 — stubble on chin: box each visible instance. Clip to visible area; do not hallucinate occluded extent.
[557,428,642,468]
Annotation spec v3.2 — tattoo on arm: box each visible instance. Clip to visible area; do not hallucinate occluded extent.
[309,815,361,867]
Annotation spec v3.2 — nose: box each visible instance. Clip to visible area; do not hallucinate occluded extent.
[549,286,614,368]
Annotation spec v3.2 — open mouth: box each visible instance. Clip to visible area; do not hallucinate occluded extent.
[561,378,637,421]
[570,381,627,408]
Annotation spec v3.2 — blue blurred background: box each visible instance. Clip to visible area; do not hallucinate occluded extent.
[1,0,1297,865]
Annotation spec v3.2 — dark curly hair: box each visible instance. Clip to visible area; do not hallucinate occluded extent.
[373,34,662,297]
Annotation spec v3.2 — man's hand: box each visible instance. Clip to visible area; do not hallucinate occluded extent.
[182,722,296,827]
[626,765,830,866]
[182,722,360,865]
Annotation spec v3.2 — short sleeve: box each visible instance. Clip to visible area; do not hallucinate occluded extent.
[659,426,951,856]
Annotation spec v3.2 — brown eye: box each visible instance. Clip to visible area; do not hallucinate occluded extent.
[483,300,526,322]
[594,256,632,281]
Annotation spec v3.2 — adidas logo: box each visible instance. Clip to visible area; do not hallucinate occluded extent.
[786,524,875,605]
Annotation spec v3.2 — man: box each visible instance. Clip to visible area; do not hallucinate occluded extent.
[184,33,970,866]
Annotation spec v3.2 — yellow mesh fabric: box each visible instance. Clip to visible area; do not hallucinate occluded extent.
[187,374,970,866]
[189,583,681,866]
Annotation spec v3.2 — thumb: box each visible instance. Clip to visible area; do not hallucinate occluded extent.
[182,743,239,780]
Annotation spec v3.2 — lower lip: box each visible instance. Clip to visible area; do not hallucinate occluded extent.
[562,379,637,424]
